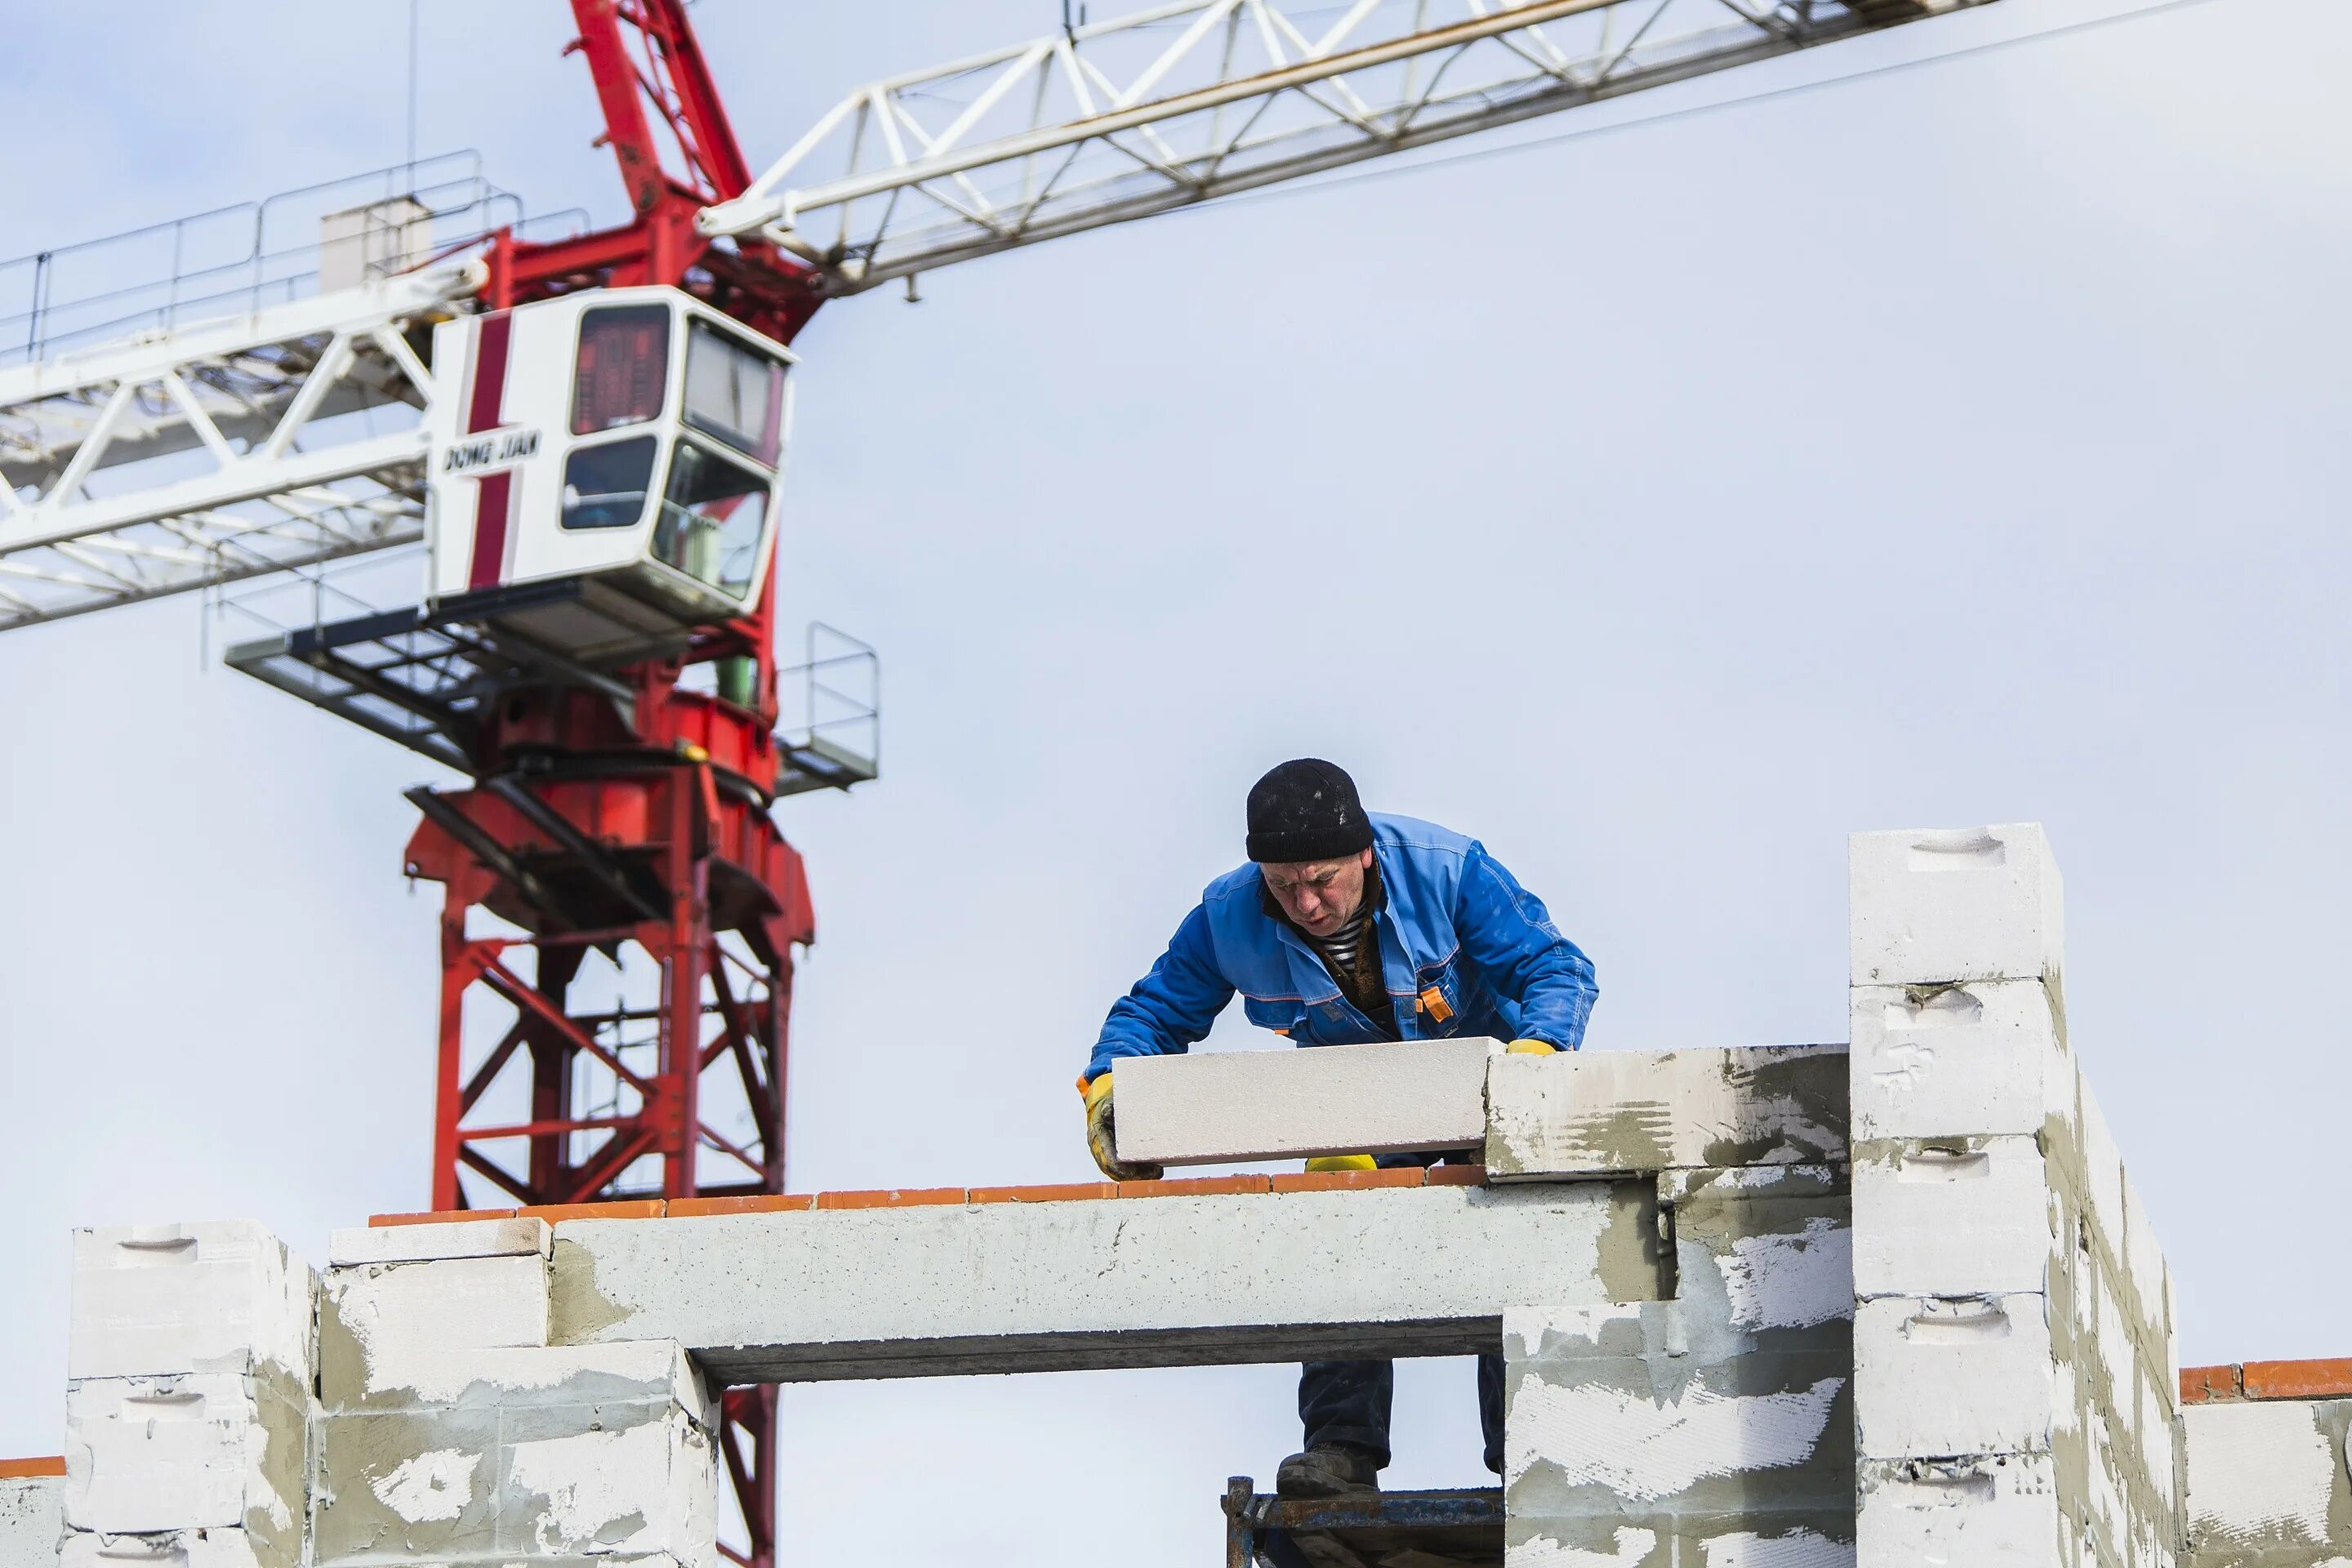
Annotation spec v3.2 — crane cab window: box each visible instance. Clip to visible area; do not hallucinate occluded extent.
[683,319,786,465]
[572,305,671,435]
[653,440,769,599]
[560,435,658,530]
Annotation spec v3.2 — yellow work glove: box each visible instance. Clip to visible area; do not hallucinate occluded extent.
[1080,1075,1162,1182]
[1504,1038,1558,1055]
[1305,1154,1379,1173]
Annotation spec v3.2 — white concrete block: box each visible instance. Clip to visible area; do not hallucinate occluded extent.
[1,1477,60,1568]
[312,1342,715,1566]
[1111,1037,1493,1165]
[1849,980,2069,1140]
[552,1183,1642,1381]
[69,1224,313,1382]
[1486,1045,1846,1178]
[2118,1175,2166,1344]
[1854,1294,2056,1459]
[62,1374,301,1540]
[327,1218,550,1267]
[1849,824,2064,987]
[1857,1454,2060,1565]
[2184,1400,2346,1560]
[58,1530,278,1568]
[321,1255,551,1405]
[1852,1136,2054,1298]
[2074,1074,2126,1264]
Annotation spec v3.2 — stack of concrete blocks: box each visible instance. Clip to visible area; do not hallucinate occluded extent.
[1,1467,63,1568]
[1486,1044,1859,1566]
[59,1222,316,1568]
[313,1216,716,1567]
[1848,824,2180,1566]
[2180,1364,2352,1566]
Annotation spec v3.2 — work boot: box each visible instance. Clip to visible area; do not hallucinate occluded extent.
[1276,1442,1381,1498]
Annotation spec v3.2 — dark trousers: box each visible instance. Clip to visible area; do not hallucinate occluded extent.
[1297,1149,1503,1474]
[1299,1354,1505,1474]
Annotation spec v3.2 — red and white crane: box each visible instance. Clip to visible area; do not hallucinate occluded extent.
[0,0,1997,1557]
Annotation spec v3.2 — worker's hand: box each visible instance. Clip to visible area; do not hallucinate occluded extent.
[1081,1075,1162,1183]
[1305,1154,1379,1173]
[1504,1038,1558,1055]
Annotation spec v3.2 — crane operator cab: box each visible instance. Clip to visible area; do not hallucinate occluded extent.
[423,286,792,666]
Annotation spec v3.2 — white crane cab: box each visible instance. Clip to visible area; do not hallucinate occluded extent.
[424,287,793,663]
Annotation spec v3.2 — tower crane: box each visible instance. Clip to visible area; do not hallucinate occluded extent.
[0,0,2002,1557]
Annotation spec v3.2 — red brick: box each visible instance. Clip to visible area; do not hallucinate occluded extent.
[666,1195,816,1218]
[1116,1175,1273,1199]
[369,1209,517,1228]
[0,1456,64,1478]
[813,1187,968,1210]
[1424,1165,1488,1187]
[2243,1357,2352,1401]
[969,1183,1120,1205]
[517,1200,666,1224]
[1269,1167,1425,1194]
[2180,1365,2240,1405]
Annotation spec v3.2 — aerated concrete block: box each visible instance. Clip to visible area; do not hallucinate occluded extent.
[57,1530,281,1568]
[69,1224,314,1382]
[1857,1454,2061,1565]
[1,1477,60,1568]
[311,1340,715,1568]
[1485,1045,1847,1179]
[1849,824,2064,987]
[319,1255,550,1408]
[2182,1398,2352,1568]
[1854,1294,2056,1459]
[63,1371,306,1550]
[327,1218,550,1267]
[1111,1037,1493,1166]
[1849,980,2070,1141]
[1505,1165,1855,1566]
[1851,1135,2055,1299]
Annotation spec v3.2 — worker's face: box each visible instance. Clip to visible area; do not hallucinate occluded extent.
[1261,849,1374,938]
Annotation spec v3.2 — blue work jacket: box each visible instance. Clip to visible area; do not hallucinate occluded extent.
[1085,814,1596,1081]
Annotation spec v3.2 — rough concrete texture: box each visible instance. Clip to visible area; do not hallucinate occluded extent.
[549,1183,1668,1382]
[320,1255,551,1406]
[328,1218,550,1267]
[63,1369,307,1555]
[69,1223,314,1382]
[1849,823,2064,988]
[1486,1045,1847,1180]
[312,1340,715,1568]
[1504,1165,1855,1566]
[2183,1398,2352,1568]
[310,1244,715,1567]
[1857,1454,2064,1564]
[1849,978,2070,1141]
[1111,1036,1494,1165]
[0,1477,60,1568]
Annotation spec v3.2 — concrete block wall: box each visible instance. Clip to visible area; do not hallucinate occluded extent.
[2179,1361,2352,1566]
[1848,824,2180,1568]
[1,1465,62,1568]
[1503,1164,1856,1566]
[60,1223,318,1568]
[313,1217,717,1567]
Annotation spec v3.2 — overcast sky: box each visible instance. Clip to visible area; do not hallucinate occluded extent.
[2,0,2346,1559]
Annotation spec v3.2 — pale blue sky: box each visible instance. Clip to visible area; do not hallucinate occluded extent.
[2,1,2346,1559]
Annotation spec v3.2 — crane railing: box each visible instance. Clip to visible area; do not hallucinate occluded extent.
[700,0,1981,289]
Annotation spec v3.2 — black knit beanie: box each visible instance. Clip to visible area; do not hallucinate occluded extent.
[1245,759,1374,864]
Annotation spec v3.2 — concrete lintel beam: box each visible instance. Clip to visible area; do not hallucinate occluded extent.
[549,1183,1664,1383]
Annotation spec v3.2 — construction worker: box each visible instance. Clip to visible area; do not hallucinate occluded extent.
[1079,759,1597,1497]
